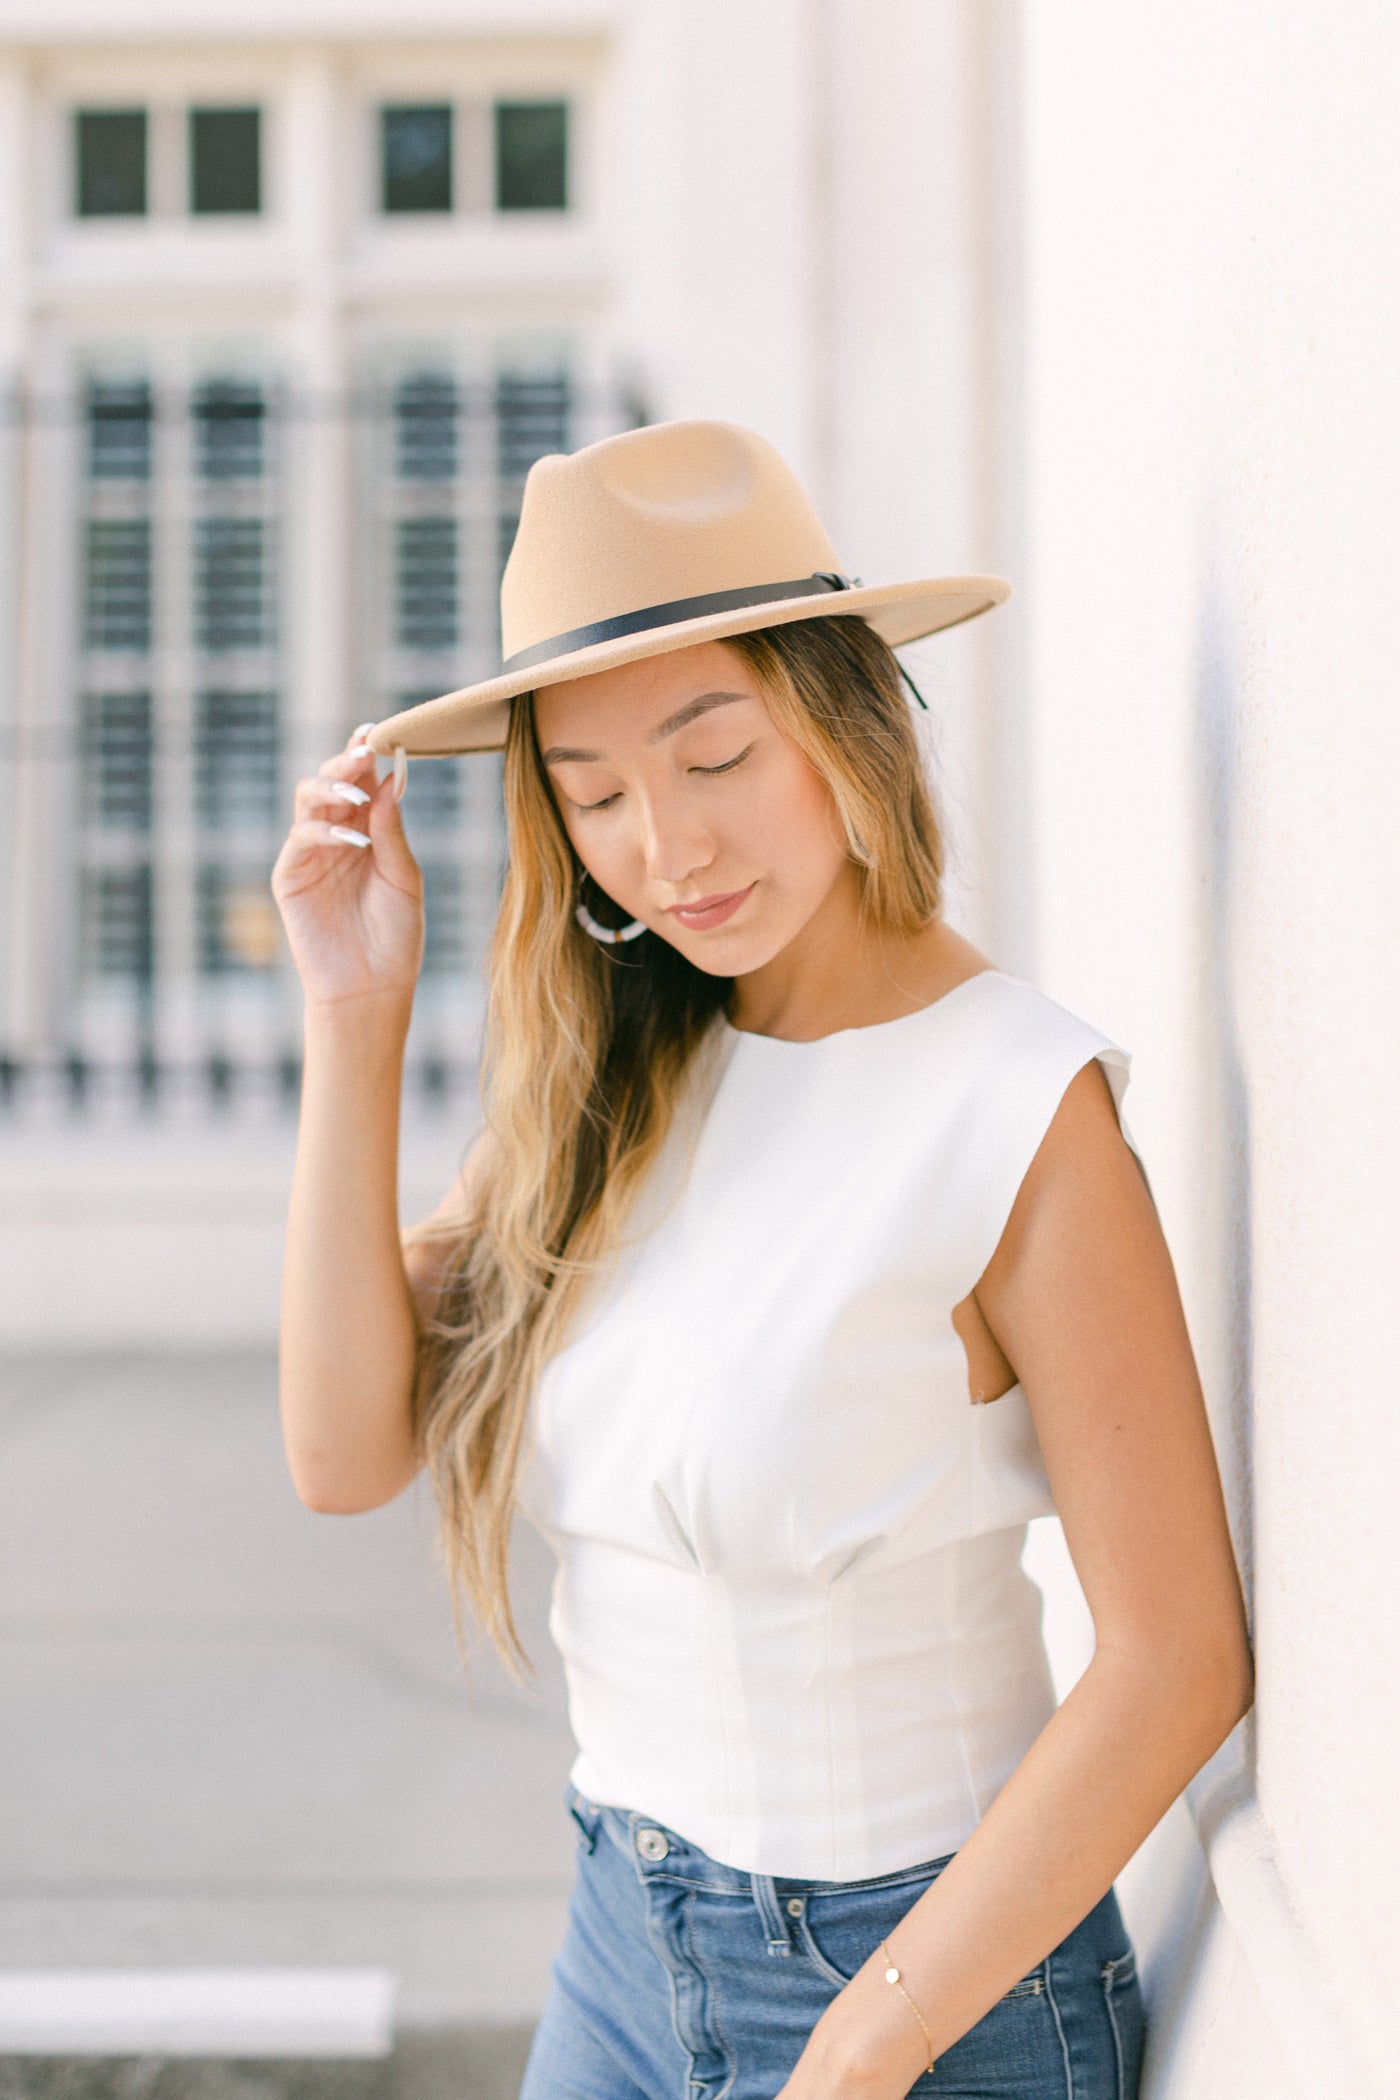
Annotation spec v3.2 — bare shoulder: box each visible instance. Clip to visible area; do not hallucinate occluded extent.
[1031,1055,1134,1179]
[978,1055,1159,1317]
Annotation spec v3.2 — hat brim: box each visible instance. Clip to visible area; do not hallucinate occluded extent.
[366,574,1010,757]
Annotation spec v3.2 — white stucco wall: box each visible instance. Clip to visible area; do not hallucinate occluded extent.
[1017,4,1400,2092]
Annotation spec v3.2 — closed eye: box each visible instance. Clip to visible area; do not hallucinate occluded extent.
[692,744,753,776]
[573,789,622,813]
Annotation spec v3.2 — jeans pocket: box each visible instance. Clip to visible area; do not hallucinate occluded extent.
[797,1866,948,1989]
[800,1872,1047,2007]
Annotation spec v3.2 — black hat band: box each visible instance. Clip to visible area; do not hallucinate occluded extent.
[501,572,857,676]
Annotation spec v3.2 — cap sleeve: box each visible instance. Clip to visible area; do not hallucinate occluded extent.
[947,979,1142,1300]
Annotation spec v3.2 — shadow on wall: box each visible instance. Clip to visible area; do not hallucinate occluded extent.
[1193,535,1256,1605]
[1129,537,1271,2099]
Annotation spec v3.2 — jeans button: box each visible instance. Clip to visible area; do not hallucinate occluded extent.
[786,1897,804,1916]
[635,1827,670,1861]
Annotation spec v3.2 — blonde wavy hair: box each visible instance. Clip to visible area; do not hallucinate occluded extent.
[410,614,945,1676]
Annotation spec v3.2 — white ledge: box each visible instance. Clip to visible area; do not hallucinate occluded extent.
[0,1968,396,2058]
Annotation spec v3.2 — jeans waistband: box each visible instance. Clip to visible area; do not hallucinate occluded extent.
[563,1780,955,1899]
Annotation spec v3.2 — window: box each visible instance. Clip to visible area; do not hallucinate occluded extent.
[194,380,265,481]
[381,106,452,213]
[76,110,147,217]
[84,520,152,652]
[87,381,152,481]
[188,378,279,980]
[400,748,461,830]
[420,863,465,977]
[70,372,286,1054]
[195,691,279,830]
[196,865,281,973]
[194,518,269,652]
[82,866,154,982]
[497,371,570,482]
[82,694,153,833]
[374,98,572,218]
[395,373,458,481]
[496,371,570,577]
[396,517,458,650]
[495,101,568,211]
[190,108,261,215]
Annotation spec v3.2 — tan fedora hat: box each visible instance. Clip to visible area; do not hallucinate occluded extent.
[367,418,1009,758]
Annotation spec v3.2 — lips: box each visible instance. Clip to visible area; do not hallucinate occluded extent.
[666,884,754,932]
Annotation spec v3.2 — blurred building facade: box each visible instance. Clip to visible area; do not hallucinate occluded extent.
[0,14,637,1125]
[3,2,1396,2097]
[0,0,1014,1349]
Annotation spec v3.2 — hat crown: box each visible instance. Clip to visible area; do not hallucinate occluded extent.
[500,419,841,661]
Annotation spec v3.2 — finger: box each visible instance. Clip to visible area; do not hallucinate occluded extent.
[280,817,372,861]
[295,773,371,821]
[317,745,380,790]
[364,767,423,888]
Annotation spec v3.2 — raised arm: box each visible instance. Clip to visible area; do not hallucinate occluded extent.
[272,730,436,1513]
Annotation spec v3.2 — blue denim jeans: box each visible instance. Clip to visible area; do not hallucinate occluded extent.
[519,1783,1144,2099]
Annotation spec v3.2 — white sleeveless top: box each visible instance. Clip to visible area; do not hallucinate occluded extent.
[515,969,1133,1881]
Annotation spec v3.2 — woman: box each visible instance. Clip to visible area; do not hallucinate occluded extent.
[273,419,1252,2100]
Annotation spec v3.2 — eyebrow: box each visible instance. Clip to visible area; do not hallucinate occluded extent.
[540,690,748,766]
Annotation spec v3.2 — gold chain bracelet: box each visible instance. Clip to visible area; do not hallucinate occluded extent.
[879,1939,936,2076]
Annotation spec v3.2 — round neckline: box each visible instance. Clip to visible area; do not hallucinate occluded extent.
[721,966,1009,1047]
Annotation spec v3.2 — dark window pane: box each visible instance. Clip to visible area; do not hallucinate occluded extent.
[395,374,457,481]
[420,862,464,976]
[396,517,458,650]
[197,864,282,973]
[196,691,279,829]
[494,102,567,211]
[82,866,153,980]
[190,107,261,214]
[87,381,152,481]
[81,693,153,832]
[381,106,453,213]
[84,520,152,651]
[195,518,269,652]
[76,110,147,217]
[497,371,569,584]
[400,747,460,830]
[194,380,265,481]
[496,371,569,482]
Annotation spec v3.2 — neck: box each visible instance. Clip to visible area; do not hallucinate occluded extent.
[727,873,992,1042]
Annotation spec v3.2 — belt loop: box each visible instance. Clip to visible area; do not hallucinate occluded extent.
[750,1874,794,1958]
[565,1786,598,1854]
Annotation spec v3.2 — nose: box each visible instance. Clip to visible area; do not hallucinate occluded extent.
[637,788,714,890]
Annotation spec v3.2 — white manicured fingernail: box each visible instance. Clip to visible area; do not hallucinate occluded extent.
[329,780,371,807]
[346,743,375,761]
[350,722,376,742]
[329,825,371,849]
[392,746,408,802]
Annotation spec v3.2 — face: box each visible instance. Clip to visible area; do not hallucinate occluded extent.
[533,640,855,977]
